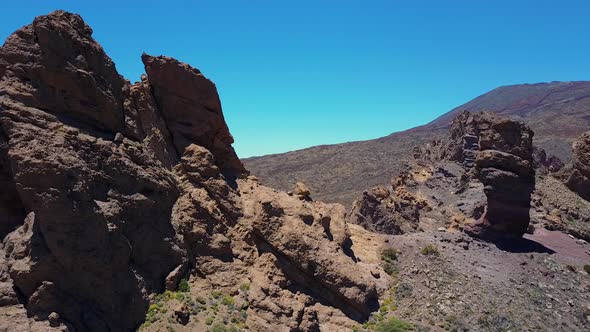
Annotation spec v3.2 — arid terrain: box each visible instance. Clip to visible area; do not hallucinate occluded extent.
[0,11,589,332]
[244,81,590,206]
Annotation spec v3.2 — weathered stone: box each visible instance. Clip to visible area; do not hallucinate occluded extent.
[0,11,382,332]
[141,54,246,178]
[294,181,312,201]
[459,111,535,239]
[349,184,426,235]
[565,131,590,201]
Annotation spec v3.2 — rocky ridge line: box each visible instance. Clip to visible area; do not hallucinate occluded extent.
[0,11,381,331]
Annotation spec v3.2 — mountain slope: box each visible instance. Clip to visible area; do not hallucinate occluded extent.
[244,81,590,206]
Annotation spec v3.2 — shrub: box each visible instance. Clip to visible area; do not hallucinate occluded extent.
[420,244,439,256]
[381,248,399,275]
[373,317,414,332]
[222,295,235,306]
[382,248,399,261]
[178,278,190,292]
[396,282,413,299]
[584,264,590,274]
[210,323,238,332]
[205,316,214,326]
[239,283,250,292]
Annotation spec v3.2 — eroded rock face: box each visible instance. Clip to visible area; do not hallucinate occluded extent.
[0,10,125,132]
[452,111,535,239]
[349,184,426,235]
[0,11,379,331]
[565,131,590,201]
[351,111,535,240]
[0,127,25,237]
[245,184,378,321]
[141,54,245,178]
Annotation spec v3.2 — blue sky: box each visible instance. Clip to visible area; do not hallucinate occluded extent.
[2,1,589,157]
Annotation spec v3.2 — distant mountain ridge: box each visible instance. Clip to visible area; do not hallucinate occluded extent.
[243,81,590,206]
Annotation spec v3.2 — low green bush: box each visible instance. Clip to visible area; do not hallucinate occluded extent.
[373,317,414,332]
[420,244,439,256]
[178,278,190,292]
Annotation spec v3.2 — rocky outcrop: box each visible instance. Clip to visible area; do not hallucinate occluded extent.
[0,10,125,132]
[243,183,378,325]
[142,54,245,178]
[351,111,535,240]
[293,181,312,201]
[533,147,564,173]
[349,177,428,235]
[564,131,590,201]
[454,111,535,239]
[0,11,379,331]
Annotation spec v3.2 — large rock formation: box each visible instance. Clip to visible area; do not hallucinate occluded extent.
[460,112,535,239]
[0,11,379,332]
[564,131,590,201]
[350,111,535,240]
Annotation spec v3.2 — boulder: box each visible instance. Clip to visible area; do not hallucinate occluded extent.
[294,181,312,201]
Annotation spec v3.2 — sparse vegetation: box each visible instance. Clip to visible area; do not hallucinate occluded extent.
[209,322,238,332]
[222,295,235,306]
[381,247,399,275]
[382,248,399,261]
[420,244,439,256]
[477,314,516,332]
[395,282,413,299]
[239,283,250,292]
[178,278,190,292]
[138,286,250,330]
[373,317,414,332]
[444,315,469,332]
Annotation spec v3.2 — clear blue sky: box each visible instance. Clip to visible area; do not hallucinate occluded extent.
[2,1,589,157]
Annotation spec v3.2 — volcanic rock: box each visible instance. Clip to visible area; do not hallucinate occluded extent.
[564,131,590,201]
[141,54,245,178]
[294,181,312,201]
[0,11,380,331]
[349,181,427,235]
[458,111,536,239]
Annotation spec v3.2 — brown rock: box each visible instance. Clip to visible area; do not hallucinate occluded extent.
[173,302,190,325]
[565,131,590,201]
[244,185,379,321]
[349,184,426,235]
[457,111,535,239]
[0,11,381,332]
[0,11,187,330]
[122,78,178,168]
[141,54,246,178]
[0,10,125,132]
[294,181,312,201]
